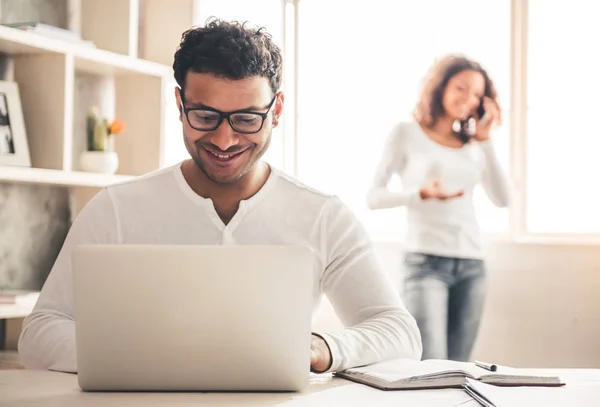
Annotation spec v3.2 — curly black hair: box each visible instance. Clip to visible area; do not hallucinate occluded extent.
[173,18,283,96]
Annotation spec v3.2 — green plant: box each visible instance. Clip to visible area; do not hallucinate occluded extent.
[86,107,126,152]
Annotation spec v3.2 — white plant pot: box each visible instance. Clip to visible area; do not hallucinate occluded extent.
[80,151,119,174]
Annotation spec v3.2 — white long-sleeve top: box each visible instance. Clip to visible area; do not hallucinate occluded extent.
[19,162,422,373]
[367,122,510,259]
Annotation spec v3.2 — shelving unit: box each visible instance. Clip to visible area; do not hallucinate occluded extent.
[0,25,171,76]
[0,0,197,216]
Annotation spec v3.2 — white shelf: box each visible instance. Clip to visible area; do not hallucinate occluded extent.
[0,24,65,54]
[74,47,173,77]
[0,2,193,215]
[0,25,172,77]
[0,303,33,319]
[0,166,135,188]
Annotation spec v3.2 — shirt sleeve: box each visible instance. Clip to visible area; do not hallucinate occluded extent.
[478,139,510,208]
[315,196,423,372]
[18,188,119,373]
[366,123,422,210]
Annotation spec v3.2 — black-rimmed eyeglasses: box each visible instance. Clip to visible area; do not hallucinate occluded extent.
[180,91,277,134]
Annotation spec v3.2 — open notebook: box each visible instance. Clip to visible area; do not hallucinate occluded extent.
[334,358,565,391]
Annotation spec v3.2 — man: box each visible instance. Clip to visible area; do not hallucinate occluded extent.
[18,19,422,374]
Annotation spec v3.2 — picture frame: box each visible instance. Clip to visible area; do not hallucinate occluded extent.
[0,80,31,167]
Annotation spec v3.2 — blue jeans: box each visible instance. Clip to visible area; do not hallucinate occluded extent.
[402,252,486,361]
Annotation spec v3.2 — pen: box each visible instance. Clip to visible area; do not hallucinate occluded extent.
[475,360,498,372]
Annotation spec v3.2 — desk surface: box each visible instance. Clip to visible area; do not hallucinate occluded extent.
[0,369,348,407]
[2,368,600,407]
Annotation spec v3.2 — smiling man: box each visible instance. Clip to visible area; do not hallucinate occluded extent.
[18,19,422,374]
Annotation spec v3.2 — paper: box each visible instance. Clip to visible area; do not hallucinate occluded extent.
[465,378,600,407]
[273,383,476,407]
[499,368,600,385]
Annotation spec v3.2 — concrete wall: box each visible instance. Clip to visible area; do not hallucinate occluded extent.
[0,183,70,290]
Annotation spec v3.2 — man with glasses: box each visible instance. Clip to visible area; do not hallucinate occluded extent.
[19,19,421,374]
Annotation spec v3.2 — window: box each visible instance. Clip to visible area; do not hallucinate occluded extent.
[161,77,187,167]
[525,0,600,234]
[295,0,511,239]
[163,0,600,242]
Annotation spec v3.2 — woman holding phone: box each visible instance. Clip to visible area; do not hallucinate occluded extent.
[366,55,510,361]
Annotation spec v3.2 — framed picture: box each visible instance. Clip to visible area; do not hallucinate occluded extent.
[0,80,31,167]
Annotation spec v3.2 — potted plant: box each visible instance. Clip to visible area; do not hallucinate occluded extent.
[79,107,126,174]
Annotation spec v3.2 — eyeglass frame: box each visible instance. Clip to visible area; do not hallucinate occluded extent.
[178,88,278,134]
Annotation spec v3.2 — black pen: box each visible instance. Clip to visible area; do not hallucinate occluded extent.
[475,360,498,372]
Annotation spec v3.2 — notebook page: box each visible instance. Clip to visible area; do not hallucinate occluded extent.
[423,359,493,378]
[343,358,481,382]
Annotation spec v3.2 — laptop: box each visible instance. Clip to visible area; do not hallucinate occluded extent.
[71,244,315,392]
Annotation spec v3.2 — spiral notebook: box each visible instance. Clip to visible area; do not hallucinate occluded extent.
[334,358,565,391]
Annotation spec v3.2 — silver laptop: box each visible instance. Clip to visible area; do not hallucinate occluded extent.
[71,244,315,392]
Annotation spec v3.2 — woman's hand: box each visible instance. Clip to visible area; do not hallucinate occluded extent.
[419,179,464,200]
[473,96,501,142]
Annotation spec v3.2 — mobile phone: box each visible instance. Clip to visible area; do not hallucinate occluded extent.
[453,98,489,142]
[476,98,486,120]
[477,98,492,125]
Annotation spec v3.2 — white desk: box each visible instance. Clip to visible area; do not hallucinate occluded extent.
[1,368,600,407]
[3,370,345,407]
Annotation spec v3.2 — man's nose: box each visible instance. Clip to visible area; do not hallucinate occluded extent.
[209,119,239,151]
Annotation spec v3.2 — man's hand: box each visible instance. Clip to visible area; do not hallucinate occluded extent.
[419,179,464,200]
[310,334,332,373]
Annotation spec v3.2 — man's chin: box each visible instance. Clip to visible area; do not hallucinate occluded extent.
[205,172,242,184]
[205,165,254,185]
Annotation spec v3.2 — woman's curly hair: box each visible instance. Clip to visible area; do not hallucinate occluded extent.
[413,55,500,143]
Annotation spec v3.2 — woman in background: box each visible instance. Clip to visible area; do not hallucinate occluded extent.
[366,55,510,361]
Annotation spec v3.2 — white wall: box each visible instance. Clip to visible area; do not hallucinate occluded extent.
[312,239,600,368]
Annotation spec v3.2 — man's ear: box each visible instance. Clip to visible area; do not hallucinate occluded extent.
[175,87,184,121]
[272,92,285,127]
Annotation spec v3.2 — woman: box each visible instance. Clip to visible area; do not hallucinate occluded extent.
[366,55,510,361]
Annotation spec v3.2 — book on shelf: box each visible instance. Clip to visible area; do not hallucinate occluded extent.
[334,358,565,391]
